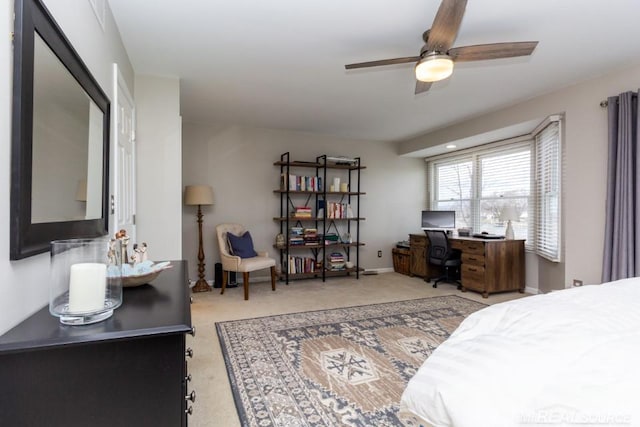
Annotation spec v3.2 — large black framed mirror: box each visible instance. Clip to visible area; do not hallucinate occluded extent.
[10,0,111,260]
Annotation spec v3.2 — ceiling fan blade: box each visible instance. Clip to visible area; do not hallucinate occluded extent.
[345,56,420,70]
[426,0,468,52]
[448,41,538,62]
[415,80,433,94]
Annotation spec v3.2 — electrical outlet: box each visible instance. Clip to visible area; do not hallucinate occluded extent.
[377,250,382,258]
[573,279,583,287]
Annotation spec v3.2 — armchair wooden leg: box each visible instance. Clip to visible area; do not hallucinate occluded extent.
[221,270,228,295]
[270,266,276,291]
[243,272,250,300]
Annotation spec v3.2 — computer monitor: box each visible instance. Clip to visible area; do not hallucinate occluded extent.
[421,210,455,230]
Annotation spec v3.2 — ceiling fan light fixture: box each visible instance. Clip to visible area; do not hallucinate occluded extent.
[415,54,454,82]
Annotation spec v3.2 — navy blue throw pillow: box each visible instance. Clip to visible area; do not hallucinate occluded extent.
[227,231,258,258]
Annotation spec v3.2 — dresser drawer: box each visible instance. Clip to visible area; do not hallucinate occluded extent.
[459,241,485,255]
[462,253,485,266]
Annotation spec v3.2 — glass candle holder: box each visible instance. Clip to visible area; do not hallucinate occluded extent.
[49,238,123,325]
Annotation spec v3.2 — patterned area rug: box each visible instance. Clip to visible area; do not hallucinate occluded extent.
[216,296,486,427]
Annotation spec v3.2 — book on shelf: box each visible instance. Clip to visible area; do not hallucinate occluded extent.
[281,174,323,192]
[292,206,312,218]
[324,233,340,245]
[286,255,317,274]
[327,252,346,271]
[326,203,354,219]
[303,228,319,245]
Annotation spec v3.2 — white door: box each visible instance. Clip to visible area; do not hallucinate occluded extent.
[112,63,136,243]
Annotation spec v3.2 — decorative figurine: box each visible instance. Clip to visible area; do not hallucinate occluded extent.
[107,239,118,265]
[115,229,130,265]
[139,242,148,262]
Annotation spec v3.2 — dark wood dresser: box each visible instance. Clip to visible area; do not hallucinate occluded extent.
[0,260,194,426]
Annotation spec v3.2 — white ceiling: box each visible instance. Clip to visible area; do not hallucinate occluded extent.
[108,0,640,143]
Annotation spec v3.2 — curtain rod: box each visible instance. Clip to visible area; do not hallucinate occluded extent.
[600,93,638,108]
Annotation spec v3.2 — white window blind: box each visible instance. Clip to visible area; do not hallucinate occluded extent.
[430,143,531,241]
[534,120,561,261]
[478,149,531,239]
[433,159,473,228]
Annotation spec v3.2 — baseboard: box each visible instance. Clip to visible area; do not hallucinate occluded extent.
[524,286,539,295]
[364,267,394,274]
[188,279,214,288]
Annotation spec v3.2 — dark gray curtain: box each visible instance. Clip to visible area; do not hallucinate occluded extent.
[602,90,639,282]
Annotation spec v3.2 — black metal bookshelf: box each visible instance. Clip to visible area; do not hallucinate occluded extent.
[274,152,365,283]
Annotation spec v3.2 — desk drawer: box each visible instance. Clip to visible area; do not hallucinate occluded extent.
[462,276,485,292]
[410,235,426,248]
[462,264,485,282]
[462,253,485,266]
[462,266,485,292]
[459,241,485,255]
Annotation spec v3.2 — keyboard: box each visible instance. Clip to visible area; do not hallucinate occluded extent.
[472,233,504,239]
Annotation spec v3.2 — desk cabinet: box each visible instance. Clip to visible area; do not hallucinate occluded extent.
[457,239,525,298]
[0,260,194,427]
[409,234,525,298]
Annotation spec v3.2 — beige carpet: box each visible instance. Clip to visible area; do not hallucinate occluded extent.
[186,272,527,426]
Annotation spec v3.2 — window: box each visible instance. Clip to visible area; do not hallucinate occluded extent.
[433,158,473,228]
[428,117,561,260]
[430,143,531,240]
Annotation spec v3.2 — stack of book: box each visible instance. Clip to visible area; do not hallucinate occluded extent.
[327,252,345,271]
[289,227,304,246]
[303,228,318,246]
[292,206,312,218]
[324,233,340,245]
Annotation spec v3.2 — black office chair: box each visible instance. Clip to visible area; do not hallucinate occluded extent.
[424,230,462,289]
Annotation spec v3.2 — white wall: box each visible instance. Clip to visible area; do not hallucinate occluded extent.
[181,123,426,283]
[135,75,182,261]
[0,0,133,334]
[400,62,640,290]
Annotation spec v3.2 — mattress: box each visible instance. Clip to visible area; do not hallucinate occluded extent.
[400,278,640,427]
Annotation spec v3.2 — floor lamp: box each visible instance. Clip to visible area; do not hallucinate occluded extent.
[184,185,214,292]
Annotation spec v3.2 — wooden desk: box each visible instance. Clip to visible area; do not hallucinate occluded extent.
[410,234,525,298]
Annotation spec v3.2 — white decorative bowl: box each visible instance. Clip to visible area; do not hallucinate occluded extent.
[122,261,172,287]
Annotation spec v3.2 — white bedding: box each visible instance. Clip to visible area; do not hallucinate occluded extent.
[400,279,640,427]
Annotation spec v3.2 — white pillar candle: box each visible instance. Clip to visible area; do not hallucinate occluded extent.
[68,263,107,313]
[333,177,340,192]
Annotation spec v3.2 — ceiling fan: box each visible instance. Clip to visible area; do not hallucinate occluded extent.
[345,0,538,94]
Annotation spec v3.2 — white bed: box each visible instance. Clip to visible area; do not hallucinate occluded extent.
[400,278,640,427]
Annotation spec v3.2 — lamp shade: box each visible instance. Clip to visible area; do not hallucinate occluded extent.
[415,54,454,82]
[184,185,214,206]
[500,206,519,222]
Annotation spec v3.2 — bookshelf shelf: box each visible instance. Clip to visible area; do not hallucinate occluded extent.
[274,242,365,250]
[277,267,364,281]
[273,217,366,221]
[275,152,364,283]
[273,190,366,195]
